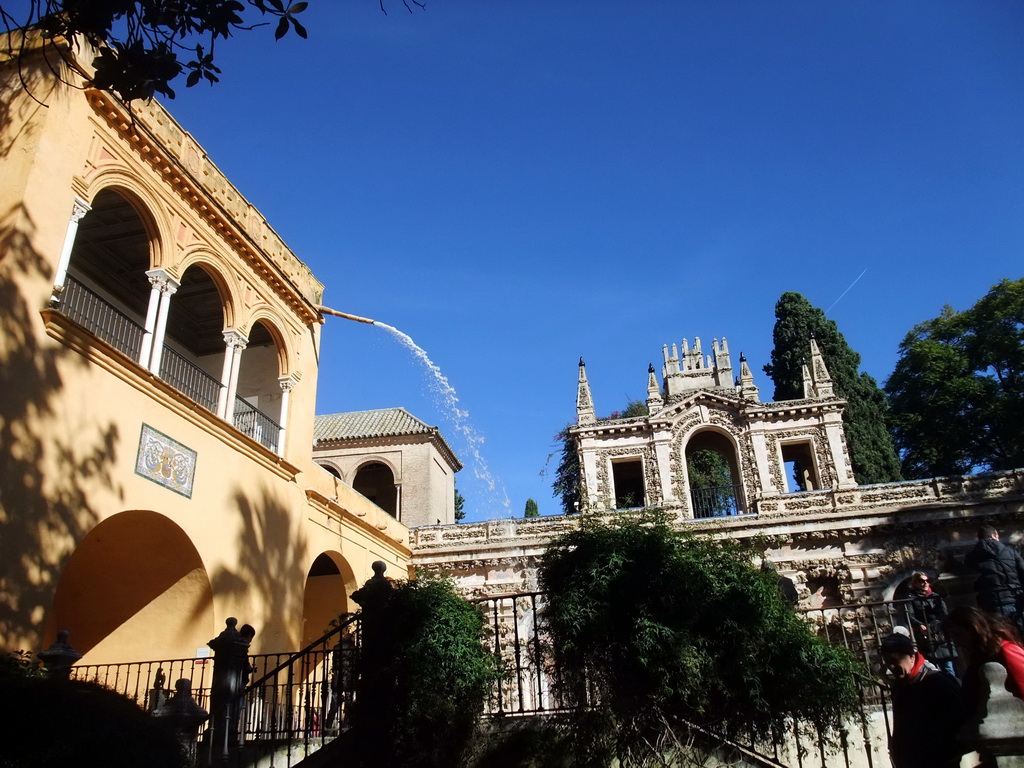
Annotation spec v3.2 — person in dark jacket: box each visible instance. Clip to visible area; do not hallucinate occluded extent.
[965,525,1024,628]
[906,571,957,675]
[880,632,967,768]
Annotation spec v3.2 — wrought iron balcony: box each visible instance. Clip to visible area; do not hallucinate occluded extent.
[55,277,281,453]
[234,398,279,453]
[60,276,145,360]
[690,484,744,519]
[160,347,221,413]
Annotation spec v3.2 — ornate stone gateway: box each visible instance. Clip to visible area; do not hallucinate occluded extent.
[412,336,1024,608]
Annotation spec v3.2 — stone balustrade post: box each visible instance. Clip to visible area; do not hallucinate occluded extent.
[37,630,81,679]
[962,662,1024,767]
[207,617,255,766]
[152,678,209,765]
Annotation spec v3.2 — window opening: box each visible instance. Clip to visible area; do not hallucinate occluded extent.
[612,459,645,509]
[780,442,819,492]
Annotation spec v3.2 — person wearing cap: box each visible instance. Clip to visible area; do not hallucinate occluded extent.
[880,632,967,768]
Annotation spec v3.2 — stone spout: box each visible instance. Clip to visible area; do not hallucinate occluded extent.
[318,305,375,325]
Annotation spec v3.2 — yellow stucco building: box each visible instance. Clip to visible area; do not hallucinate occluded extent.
[0,36,410,665]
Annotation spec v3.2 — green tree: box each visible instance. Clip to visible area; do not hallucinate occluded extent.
[764,291,902,485]
[886,278,1024,478]
[0,0,421,102]
[454,485,466,522]
[538,513,860,764]
[350,576,499,768]
[524,498,539,518]
[550,399,649,516]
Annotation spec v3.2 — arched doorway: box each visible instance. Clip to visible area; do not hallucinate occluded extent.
[301,552,356,646]
[353,462,398,517]
[684,429,745,519]
[46,511,214,664]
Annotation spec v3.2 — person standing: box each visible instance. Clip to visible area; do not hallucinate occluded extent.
[880,632,967,768]
[943,605,1024,711]
[906,571,957,675]
[965,525,1024,629]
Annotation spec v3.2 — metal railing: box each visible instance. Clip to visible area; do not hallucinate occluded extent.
[160,347,221,413]
[54,277,282,454]
[73,594,939,768]
[59,276,145,360]
[690,483,744,518]
[233,398,280,453]
[221,614,361,768]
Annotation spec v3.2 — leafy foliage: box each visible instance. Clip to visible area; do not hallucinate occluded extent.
[0,651,188,768]
[685,448,732,489]
[538,514,860,763]
[886,278,1024,478]
[1,0,312,101]
[454,485,466,522]
[524,497,539,518]
[764,291,902,485]
[551,424,581,515]
[352,576,499,768]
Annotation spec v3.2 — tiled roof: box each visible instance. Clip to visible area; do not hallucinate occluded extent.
[314,408,435,444]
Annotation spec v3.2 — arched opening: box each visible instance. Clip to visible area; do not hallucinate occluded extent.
[46,511,214,664]
[62,188,153,359]
[234,319,284,452]
[160,264,229,413]
[684,430,744,518]
[318,463,342,480]
[353,462,398,517]
[301,552,356,646]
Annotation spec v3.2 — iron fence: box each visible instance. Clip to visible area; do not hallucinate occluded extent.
[234,398,280,453]
[690,483,745,518]
[160,347,221,413]
[58,275,145,360]
[72,595,948,767]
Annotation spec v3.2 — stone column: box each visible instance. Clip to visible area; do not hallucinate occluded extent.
[276,376,297,457]
[219,331,248,423]
[139,268,176,369]
[49,196,91,303]
[146,271,180,375]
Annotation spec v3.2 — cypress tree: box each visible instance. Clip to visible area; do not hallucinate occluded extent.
[764,292,902,485]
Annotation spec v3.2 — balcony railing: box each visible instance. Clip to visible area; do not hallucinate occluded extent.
[60,276,145,360]
[235,398,280,453]
[160,347,221,413]
[690,484,744,519]
[55,277,281,453]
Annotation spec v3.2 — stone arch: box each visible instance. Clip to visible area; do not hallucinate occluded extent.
[317,461,343,480]
[81,172,171,268]
[45,510,215,664]
[241,310,294,378]
[174,249,240,329]
[301,551,357,646]
[65,187,162,343]
[681,426,747,518]
[353,461,399,517]
[233,316,290,445]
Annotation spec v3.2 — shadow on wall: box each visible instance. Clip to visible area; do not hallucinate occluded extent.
[209,487,310,653]
[0,203,123,650]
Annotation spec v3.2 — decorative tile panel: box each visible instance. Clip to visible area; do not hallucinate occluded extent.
[135,424,197,498]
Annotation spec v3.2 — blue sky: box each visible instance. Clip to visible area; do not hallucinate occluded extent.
[161,1,1024,522]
